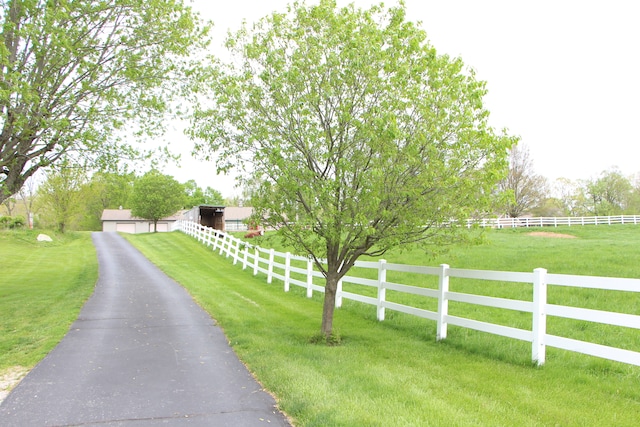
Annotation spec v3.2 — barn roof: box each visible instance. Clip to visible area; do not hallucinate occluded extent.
[101,209,184,221]
[225,206,253,221]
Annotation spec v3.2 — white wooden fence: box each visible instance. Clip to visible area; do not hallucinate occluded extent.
[468,214,640,228]
[174,220,640,367]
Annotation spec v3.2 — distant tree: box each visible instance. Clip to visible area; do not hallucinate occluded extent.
[530,197,565,217]
[190,1,516,339]
[37,164,86,232]
[2,196,16,216]
[68,171,136,231]
[183,180,205,207]
[203,187,224,205]
[0,0,210,204]
[183,180,224,207]
[498,143,548,218]
[553,178,581,216]
[130,171,184,232]
[585,168,632,215]
[223,195,243,207]
[92,172,136,210]
[626,173,640,214]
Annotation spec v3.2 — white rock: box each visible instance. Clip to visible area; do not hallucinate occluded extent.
[37,234,53,242]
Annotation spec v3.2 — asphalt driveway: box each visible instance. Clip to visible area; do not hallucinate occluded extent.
[0,232,291,426]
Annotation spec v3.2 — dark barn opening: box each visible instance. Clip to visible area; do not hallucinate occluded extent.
[198,205,225,230]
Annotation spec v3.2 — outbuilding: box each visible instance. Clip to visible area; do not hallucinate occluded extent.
[183,205,225,230]
[101,208,183,233]
[182,205,255,231]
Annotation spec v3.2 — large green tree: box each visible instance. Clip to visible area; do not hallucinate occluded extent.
[130,170,183,232]
[0,0,209,204]
[190,0,516,338]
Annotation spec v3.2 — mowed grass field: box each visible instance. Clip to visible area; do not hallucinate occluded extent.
[0,230,97,372]
[2,227,638,424]
[125,226,640,426]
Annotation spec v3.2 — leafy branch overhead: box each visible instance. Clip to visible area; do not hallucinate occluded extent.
[0,0,210,203]
[190,0,517,337]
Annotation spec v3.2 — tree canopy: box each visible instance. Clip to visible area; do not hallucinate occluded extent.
[37,162,86,232]
[130,171,183,232]
[183,179,224,207]
[190,0,517,338]
[0,0,209,203]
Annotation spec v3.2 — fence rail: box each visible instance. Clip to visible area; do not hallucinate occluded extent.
[174,220,640,367]
[468,214,640,228]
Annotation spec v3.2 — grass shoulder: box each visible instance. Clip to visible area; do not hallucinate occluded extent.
[126,230,640,426]
[0,230,98,371]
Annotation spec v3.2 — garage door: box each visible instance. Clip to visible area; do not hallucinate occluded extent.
[155,223,169,232]
[116,223,136,233]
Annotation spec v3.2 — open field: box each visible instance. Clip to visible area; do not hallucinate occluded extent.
[127,227,640,426]
[0,230,97,399]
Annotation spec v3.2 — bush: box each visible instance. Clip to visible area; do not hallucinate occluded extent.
[0,215,26,229]
[10,216,26,229]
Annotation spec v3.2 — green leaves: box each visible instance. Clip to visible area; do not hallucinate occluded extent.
[190,0,516,307]
[130,170,183,228]
[0,0,211,203]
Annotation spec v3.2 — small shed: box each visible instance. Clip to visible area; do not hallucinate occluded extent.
[184,205,226,230]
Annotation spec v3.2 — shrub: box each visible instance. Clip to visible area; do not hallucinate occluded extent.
[10,216,26,229]
[0,216,26,229]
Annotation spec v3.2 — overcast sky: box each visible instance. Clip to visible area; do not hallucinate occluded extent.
[165,0,640,198]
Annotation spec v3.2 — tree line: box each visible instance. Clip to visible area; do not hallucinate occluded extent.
[499,143,640,218]
[0,168,225,232]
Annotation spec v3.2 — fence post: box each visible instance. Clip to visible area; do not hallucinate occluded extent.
[232,238,239,265]
[532,268,548,366]
[306,256,313,298]
[242,245,249,270]
[437,264,450,341]
[253,247,259,276]
[225,235,233,258]
[377,260,387,321]
[284,252,291,292]
[267,248,275,284]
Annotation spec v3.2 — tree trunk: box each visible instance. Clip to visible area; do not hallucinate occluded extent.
[321,273,339,337]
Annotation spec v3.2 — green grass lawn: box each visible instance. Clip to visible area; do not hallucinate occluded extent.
[127,228,640,426]
[0,230,97,371]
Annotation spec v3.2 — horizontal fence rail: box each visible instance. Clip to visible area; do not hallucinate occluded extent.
[174,220,640,367]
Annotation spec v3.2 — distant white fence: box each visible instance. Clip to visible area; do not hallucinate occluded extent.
[468,215,640,228]
[174,220,640,367]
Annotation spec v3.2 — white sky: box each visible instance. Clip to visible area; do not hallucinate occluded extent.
[164,0,640,198]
